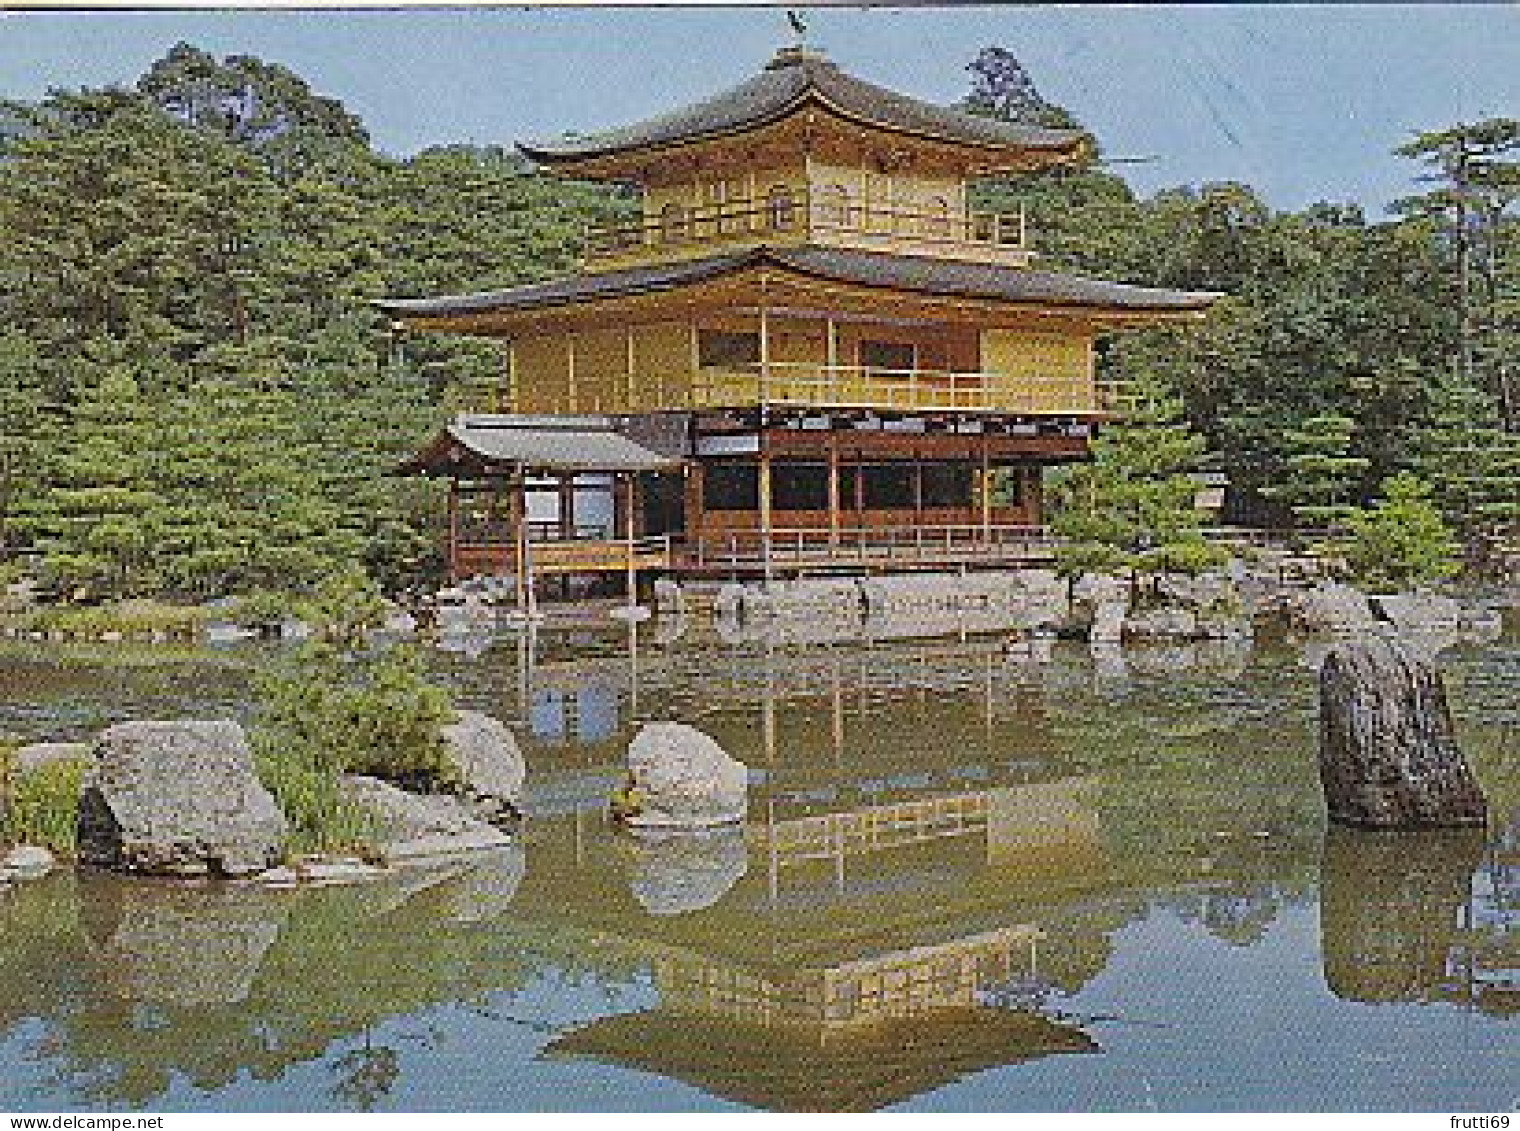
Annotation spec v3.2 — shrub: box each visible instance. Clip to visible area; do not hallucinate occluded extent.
[1,749,87,857]
[252,641,457,855]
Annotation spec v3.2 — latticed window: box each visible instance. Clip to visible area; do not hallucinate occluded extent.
[925,195,953,238]
[820,184,853,228]
[660,202,690,242]
[767,185,797,230]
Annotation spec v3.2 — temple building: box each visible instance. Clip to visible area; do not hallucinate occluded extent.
[382,45,1217,594]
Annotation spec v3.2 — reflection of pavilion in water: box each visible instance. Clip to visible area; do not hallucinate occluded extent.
[544,924,1096,1112]
[1451,810,1520,1013]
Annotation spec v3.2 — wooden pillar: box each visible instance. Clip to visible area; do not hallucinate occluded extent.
[446,479,460,583]
[566,334,578,413]
[624,326,637,411]
[685,463,705,563]
[758,284,772,401]
[511,467,529,613]
[504,341,517,413]
[759,448,774,585]
[827,433,841,548]
[979,435,993,539]
[912,459,924,526]
[622,473,638,607]
[557,475,574,539]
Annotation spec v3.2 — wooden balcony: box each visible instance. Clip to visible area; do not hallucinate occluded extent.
[692,362,1125,416]
[584,191,1030,269]
[682,524,1060,575]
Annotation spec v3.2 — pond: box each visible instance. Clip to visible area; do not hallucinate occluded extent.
[1,617,1517,1112]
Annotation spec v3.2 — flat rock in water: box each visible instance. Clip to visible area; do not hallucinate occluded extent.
[1318,638,1487,828]
[339,775,512,864]
[1,845,55,880]
[79,721,288,876]
[622,722,748,829]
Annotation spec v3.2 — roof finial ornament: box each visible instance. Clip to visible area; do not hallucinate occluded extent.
[786,9,808,48]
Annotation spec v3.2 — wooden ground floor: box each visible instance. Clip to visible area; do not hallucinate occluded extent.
[425,410,1091,587]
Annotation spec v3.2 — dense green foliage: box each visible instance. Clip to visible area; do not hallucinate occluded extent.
[252,640,457,854]
[1048,383,1227,580]
[0,44,626,603]
[0,41,1513,604]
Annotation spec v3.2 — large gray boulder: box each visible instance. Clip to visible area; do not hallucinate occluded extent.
[1318,638,1487,828]
[439,710,525,824]
[339,775,512,864]
[620,722,748,829]
[78,721,287,876]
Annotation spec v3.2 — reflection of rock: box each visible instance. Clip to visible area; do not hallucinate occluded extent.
[339,775,513,863]
[627,826,747,916]
[622,722,748,829]
[79,721,287,876]
[1320,825,1483,1003]
[441,845,526,922]
[1319,638,1487,828]
[95,882,290,1007]
[439,710,525,824]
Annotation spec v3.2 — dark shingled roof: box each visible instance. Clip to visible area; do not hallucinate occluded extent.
[519,47,1085,166]
[396,414,678,475]
[376,246,1219,322]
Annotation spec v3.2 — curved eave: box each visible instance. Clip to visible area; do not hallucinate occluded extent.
[519,90,1087,178]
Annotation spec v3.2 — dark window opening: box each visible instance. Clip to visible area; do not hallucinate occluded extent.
[990,466,1025,509]
[921,465,974,508]
[860,340,916,375]
[698,330,761,370]
[861,464,914,509]
[703,463,759,510]
[772,462,829,511]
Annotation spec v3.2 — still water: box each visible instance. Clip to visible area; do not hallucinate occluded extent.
[1,618,1516,1112]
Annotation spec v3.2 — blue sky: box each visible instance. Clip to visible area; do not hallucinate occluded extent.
[2,5,1517,215]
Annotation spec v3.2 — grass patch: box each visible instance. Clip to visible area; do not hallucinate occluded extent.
[11,600,209,641]
[1,747,86,857]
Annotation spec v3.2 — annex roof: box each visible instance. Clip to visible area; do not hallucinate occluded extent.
[518,46,1086,168]
[376,245,1220,324]
[396,414,679,476]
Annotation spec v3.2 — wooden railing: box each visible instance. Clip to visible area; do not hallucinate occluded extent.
[583,190,1029,267]
[693,362,1123,415]
[686,524,1058,569]
[454,533,672,578]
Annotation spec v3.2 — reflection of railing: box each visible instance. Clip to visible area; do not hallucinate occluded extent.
[584,191,1028,267]
[686,524,1058,569]
[755,792,991,866]
[693,363,1121,415]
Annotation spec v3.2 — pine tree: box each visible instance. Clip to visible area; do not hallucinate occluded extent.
[1340,472,1460,590]
[1049,385,1225,582]
[1259,415,1370,528]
